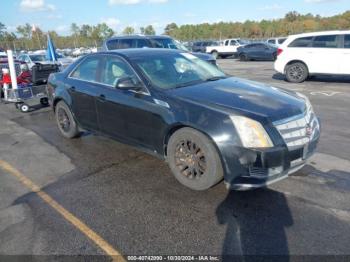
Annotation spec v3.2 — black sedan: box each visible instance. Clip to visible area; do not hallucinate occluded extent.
[237,43,278,61]
[47,49,320,191]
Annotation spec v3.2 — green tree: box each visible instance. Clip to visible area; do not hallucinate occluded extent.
[144,25,155,35]
[0,22,6,38]
[164,23,178,35]
[122,26,135,35]
[16,23,32,39]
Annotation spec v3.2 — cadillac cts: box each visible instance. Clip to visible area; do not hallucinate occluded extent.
[47,49,320,191]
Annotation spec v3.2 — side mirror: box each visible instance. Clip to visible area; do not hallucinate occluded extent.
[115,76,142,91]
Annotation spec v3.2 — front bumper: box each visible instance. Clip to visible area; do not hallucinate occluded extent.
[226,134,320,191]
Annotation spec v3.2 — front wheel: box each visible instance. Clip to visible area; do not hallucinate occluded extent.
[55,101,80,139]
[285,62,308,83]
[167,128,223,191]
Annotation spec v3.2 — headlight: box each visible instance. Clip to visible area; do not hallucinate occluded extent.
[230,116,273,148]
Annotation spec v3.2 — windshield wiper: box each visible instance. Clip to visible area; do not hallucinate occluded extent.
[205,76,228,81]
[174,79,205,89]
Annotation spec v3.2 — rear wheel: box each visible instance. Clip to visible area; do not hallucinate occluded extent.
[211,51,219,59]
[167,127,223,191]
[285,62,308,83]
[55,101,80,139]
[239,53,248,61]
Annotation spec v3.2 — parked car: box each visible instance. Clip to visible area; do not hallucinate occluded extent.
[275,30,350,83]
[206,38,243,59]
[17,53,49,69]
[267,37,287,47]
[191,41,220,53]
[102,35,217,66]
[17,53,73,70]
[237,43,277,61]
[47,49,320,191]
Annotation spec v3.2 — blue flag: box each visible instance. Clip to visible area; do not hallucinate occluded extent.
[46,34,57,62]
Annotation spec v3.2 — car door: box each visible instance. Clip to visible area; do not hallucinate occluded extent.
[66,55,102,131]
[252,44,266,59]
[307,34,341,74]
[95,55,166,150]
[339,34,350,75]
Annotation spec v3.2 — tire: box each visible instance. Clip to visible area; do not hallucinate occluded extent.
[55,101,80,139]
[211,51,219,59]
[20,104,30,113]
[239,53,248,61]
[285,62,308,83]
[167,127,224,191]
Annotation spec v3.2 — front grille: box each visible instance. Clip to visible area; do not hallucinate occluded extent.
[274,106,320,149]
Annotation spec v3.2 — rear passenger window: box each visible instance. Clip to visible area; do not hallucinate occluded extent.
[289,37,313,47]
[278,38,286,44]
[71,57,100,82]
[106,40,119,50]
[312,35,338,48]
[118,39,134,49]
[268,40,275,44]
[344,35,350,48]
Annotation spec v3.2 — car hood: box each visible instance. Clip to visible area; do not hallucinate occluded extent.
[168,77,306,122]
[191,52,215,61]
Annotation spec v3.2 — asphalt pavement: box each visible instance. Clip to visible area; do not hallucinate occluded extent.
[0,59,349,261]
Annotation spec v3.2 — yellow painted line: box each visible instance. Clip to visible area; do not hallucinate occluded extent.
[0,160,125,262]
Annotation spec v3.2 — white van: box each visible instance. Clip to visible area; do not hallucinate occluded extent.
[274,31,350,83]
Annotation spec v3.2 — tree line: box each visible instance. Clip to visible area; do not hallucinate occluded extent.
[0,22,156,51]
[164,11,350,41]
[0,10,349,51]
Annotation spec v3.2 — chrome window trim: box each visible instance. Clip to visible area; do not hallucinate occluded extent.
[67,54,151,96]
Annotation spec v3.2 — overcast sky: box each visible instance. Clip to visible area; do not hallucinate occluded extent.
[2,0,349,35]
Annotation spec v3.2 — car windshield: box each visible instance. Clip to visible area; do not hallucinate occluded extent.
[30,55,47,62]
[151,38,189,51]
[132,52,226,90]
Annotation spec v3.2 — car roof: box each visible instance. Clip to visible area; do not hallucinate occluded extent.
[97,48,183,58]
[147,35,172,39]
[106,35,173,41]
[289,30,350,38]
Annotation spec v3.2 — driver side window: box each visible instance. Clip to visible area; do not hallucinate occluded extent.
[101,56,137,87]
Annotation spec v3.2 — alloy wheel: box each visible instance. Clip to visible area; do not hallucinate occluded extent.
[174,139,207,180]
[57,108,71,132]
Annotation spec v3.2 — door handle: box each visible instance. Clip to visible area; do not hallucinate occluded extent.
[98,94,106,102]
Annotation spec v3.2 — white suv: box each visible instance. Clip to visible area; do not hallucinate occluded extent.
[274,31,350,83]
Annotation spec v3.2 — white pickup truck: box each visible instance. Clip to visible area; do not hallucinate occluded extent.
[206,39,242,59]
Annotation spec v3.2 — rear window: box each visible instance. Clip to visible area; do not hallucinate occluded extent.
[288,37,313,47]
[312,35,338,48]
[106,40,119,50]
[344,34,350,48]
[278,38,286,44]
